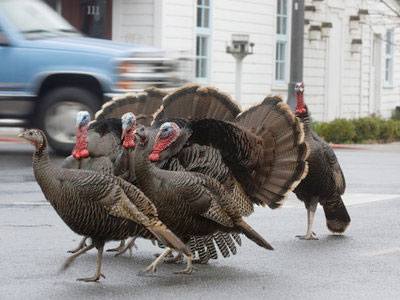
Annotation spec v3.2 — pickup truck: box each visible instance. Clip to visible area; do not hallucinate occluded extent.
[0,0,183,154]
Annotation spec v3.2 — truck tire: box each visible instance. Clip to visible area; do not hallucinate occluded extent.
[36,87,101,156]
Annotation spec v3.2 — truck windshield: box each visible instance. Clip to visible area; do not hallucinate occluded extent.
[0,0,81,40]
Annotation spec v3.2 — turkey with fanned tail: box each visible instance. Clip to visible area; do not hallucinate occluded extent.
[150,94,309,210]
[131,125,274,275]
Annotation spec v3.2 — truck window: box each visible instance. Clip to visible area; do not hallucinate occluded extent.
[0,0,80,40]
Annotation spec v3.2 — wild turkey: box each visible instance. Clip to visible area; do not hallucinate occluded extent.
[293,82,351,239]
[132,125,274,274]
[19,129,192,281]
[150,95,309,210]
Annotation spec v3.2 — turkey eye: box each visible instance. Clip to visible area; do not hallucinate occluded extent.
[29,132,33,136]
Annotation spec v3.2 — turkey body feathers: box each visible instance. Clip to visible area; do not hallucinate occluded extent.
[133,136,273,251]
[294,102,350,235]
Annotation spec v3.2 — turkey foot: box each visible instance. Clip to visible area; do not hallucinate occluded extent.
[296,234,318,240]
[139,248,172,275]
[77,273,105,283]
[174,254,197,275]
[106,240,126,253]
[68,236,89,254]
[296,206,318,240]
[114,237,139,257]
[164,253,183,264]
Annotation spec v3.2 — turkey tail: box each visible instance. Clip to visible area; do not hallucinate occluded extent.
[152,84,241,127]
[235,219,273,251]
[205,236,218,260]
[95,87,168,126]
[323,197,351,233]
[235,95,309,208]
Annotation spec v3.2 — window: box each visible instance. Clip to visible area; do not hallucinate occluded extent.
[196,0,211,81]
[275,0,289,82]
[385,29,394,85]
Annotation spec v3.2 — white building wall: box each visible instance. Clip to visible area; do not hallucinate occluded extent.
[111,0,400,120]
[212,0,275,107]
[112,0,155,45]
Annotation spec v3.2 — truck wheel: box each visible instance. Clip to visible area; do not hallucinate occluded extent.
[36,87,101,156]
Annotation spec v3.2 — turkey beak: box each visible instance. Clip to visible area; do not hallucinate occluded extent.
[18,133,24,138]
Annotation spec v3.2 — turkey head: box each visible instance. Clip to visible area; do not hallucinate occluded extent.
[149,122,186,162]
[18,129,45,149]
[121,112,136,149]
[295,82,307,115]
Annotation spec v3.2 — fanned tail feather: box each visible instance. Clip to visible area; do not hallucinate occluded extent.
[152,84,241,127]
[235,95,309,209]
[95,87,168,126]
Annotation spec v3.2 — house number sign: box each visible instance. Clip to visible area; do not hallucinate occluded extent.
[87,5,100,16]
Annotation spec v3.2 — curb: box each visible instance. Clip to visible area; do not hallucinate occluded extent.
[329,143,369,150]
[0,137,24,143]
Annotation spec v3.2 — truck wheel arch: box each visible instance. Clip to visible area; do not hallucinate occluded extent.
[33,73,109,155]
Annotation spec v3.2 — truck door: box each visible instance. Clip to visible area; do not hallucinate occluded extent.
[0,23,35,119]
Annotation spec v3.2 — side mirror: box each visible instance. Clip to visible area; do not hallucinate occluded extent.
[0,32,9,46]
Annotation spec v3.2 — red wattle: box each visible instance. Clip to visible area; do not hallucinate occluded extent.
[79,149,89,158]
[72,150,80,159]
[295,92,306,114]
[73,124,90,160]
[149,152,159,162]
[122,129,135,148]
[123,139,135,148]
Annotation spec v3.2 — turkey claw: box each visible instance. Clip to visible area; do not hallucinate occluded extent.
[174,265,197,275]
[76,273,105,282]
[296,234,318,240]
[138,265,157,276]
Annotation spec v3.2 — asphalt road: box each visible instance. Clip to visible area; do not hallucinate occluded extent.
[0,141,400,299]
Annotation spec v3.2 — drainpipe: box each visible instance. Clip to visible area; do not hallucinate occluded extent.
[287,0,305,110]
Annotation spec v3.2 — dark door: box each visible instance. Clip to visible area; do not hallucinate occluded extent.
[60,0,112,39]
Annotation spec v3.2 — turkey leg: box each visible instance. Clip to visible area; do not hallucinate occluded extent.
[296,199,318,240]
[139,247,172,275]
[61,243,95,272]
[68,236,89,253]
[114,237,139,257]
[106,240,126,253]
[77,244,106,282]
[174,253,197,275]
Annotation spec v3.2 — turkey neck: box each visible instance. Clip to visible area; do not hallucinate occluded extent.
[295,92,312,133]
[133,144,165,201]
[32,138,60,203]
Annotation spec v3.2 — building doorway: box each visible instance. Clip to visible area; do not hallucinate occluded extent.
[45,0,112,40]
